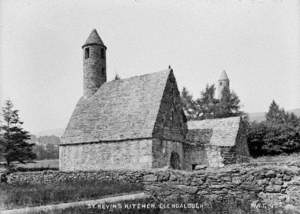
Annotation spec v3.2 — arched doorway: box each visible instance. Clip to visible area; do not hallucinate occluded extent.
[170,152,181,169]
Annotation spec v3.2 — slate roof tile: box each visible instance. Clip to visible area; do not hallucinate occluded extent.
[187,117,241,146]
[62,69,171,144]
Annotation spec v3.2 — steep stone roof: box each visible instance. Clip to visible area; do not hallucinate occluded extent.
[82,29,105,48]
[185,129,212,145]
[187,117,241,146]
[219,70,229,80]
[62,69,172,145]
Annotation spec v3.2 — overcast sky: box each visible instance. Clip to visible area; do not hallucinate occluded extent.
[1,0,300,134]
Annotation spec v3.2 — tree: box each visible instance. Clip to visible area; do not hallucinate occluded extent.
[180,84,243,120]
[248,100,300,157]
[181,87,197,120]
[265,100,286,124]
[195,84,218,120]
[215,87,242,118]
[0,100,36,169]
[285,112,300,127]
[247,122,267,157]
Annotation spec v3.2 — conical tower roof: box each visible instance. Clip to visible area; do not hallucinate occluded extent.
[219,70,229,80]
[82,29,105,48]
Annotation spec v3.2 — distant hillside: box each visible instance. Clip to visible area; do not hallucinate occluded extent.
[36,128,64,137]
[248,108,300,122]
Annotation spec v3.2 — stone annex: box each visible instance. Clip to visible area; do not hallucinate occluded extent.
[59,29,250,171]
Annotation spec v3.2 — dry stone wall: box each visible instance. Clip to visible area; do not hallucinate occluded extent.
[143,163,300,209]
[6,170,146,184]
[5,161,300,209]
[183,144,208,170]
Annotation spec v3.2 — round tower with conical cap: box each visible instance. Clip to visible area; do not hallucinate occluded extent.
[82,29,107,98]
[217,70,230,99]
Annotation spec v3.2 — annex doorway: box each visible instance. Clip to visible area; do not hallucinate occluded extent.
[170,152,181,169]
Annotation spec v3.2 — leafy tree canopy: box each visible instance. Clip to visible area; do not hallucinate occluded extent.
[181,84,244,120]
[248,100,300,157]
[265,100,286,124]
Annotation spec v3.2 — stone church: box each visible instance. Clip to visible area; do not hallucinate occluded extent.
[59,29,249,171]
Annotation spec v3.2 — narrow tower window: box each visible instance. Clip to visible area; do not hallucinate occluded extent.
[101,48,105,59]
[85,48,90,59]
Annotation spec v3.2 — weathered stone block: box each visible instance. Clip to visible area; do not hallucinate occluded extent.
[232,177,242,185]
[283,175,292,181]
[265,185,282,193]
[157,171,170,182]
[190,177,204,186]
[272,178,284,185]
[169,173,177,181]
[210,184,227,189]
[195,165,207,170]
[176,185,198,194]
[143,174,158,182]
[257,179,268,186]
[265,170,276,178]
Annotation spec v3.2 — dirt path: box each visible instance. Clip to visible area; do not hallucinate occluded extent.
[2,192,149,214]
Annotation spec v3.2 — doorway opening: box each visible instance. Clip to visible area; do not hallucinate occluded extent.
[170,152,181,169]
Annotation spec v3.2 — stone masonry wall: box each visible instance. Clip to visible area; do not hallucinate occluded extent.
[59,139,152,171]
[206,145,224,168]
[235,118,250,162]
[153,71,187,142]
[6,162,300,210]
[6,170,146,184]
[220,146,236,164]
[143,162,300,209]
[183,144,208,170]
[152,139,183,169]
[83,44,106,98]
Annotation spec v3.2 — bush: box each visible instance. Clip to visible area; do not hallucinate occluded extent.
[248,122,300,157]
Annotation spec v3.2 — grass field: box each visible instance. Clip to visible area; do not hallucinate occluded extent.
[0,180,144,210]
[0,159,59,172]
[16,159,59,170]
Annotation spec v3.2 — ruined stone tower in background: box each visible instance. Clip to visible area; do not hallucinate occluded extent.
[82,29,107,98]
[217,70,230,99]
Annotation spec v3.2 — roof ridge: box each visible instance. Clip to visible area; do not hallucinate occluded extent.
[189,116,240,123]
[105,69,171,84]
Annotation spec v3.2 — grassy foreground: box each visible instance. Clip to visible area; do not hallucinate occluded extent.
[0,180,144,210]
[16,159,59,170]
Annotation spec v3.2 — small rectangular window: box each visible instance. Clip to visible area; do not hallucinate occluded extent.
[101,48,105,59]
[85,48,89,59]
